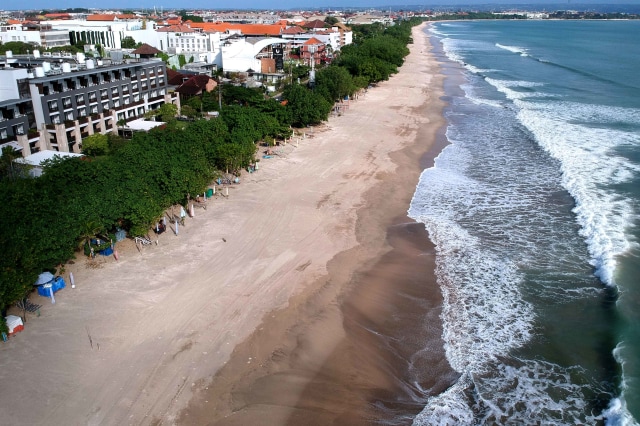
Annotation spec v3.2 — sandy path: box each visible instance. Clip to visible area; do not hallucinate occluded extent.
[0,23,443,426]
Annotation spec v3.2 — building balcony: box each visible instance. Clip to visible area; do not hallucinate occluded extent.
[0,135,18,144]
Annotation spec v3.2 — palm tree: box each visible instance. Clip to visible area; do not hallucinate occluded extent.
[0,146,21,180]
[78,220,104,256]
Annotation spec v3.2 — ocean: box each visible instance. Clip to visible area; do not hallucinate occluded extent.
[408,20,640,424]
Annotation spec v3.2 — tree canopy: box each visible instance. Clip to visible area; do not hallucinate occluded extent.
[0,41,37,54]
[120,36,139,49]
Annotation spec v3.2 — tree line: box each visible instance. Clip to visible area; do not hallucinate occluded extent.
[0,18,420,327]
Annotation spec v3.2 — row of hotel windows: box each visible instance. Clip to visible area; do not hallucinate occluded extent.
[49,89,166,124]
[169,39,208,47]
[40,70,165,95]
[47,79,165,110]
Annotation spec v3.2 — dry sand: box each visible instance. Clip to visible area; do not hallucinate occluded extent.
[0,23,449,425]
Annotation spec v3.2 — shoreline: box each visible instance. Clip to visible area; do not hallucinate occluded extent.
[178,24,452,425]
[0,23,449,426]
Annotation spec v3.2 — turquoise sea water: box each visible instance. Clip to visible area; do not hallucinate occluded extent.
[409,20,640,424]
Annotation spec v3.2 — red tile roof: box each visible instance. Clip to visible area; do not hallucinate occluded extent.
[86,14,136,21]
[302,19,326,29]
[44,13,72,19]
[281,26,306,35]
[87,14,117,21]
[157,24,194,33]
[190,22,286,37]
[304,37,325,46]
[167,69,188,85]
[176,75,216,95]
[131,44,161,55]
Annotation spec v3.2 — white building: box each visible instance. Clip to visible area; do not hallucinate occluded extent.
[0,23,70,48]
[44,17,160,50]
[220,37,285,73]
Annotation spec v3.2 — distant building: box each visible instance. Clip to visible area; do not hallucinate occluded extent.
[0,22,70,48]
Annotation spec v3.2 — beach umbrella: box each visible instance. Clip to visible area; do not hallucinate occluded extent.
[35,272,55,286]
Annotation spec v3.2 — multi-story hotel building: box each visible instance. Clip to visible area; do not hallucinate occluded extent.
[1,51,179,157]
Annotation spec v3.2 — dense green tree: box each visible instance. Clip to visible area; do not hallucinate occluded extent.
[324,16,338,26]
[153,103,178,122]
[179,10,204,23]
[315,66,356,104]
[121,36,138,49]
[82,133,109,157]
[107,133,128,154]
[180,105,198,119]
[282,84,332,127]
[0,41,37,54]
[185,96,202,112]
[224,86,265,107]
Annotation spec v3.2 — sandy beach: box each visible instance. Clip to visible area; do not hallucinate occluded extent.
[0,23,449,425]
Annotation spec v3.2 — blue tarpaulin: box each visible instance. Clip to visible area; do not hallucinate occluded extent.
[37,276,65,297]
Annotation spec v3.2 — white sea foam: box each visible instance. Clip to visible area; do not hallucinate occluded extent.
[459,83,504,108]
[605,344,640,426]
[441,37,497,75]
[496,43,529,56]
[464,63,500,75]
[413,373,475,425]
[408,140,576,423]
[481,76,640,287]
[515,102,640,287]
[428,26,448,38]
[440,37,465,65]
[408,81,624,423]
[485,77,547,100]
[409,143,536,367]
[473,359,606,424]
[604,397,640,426]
